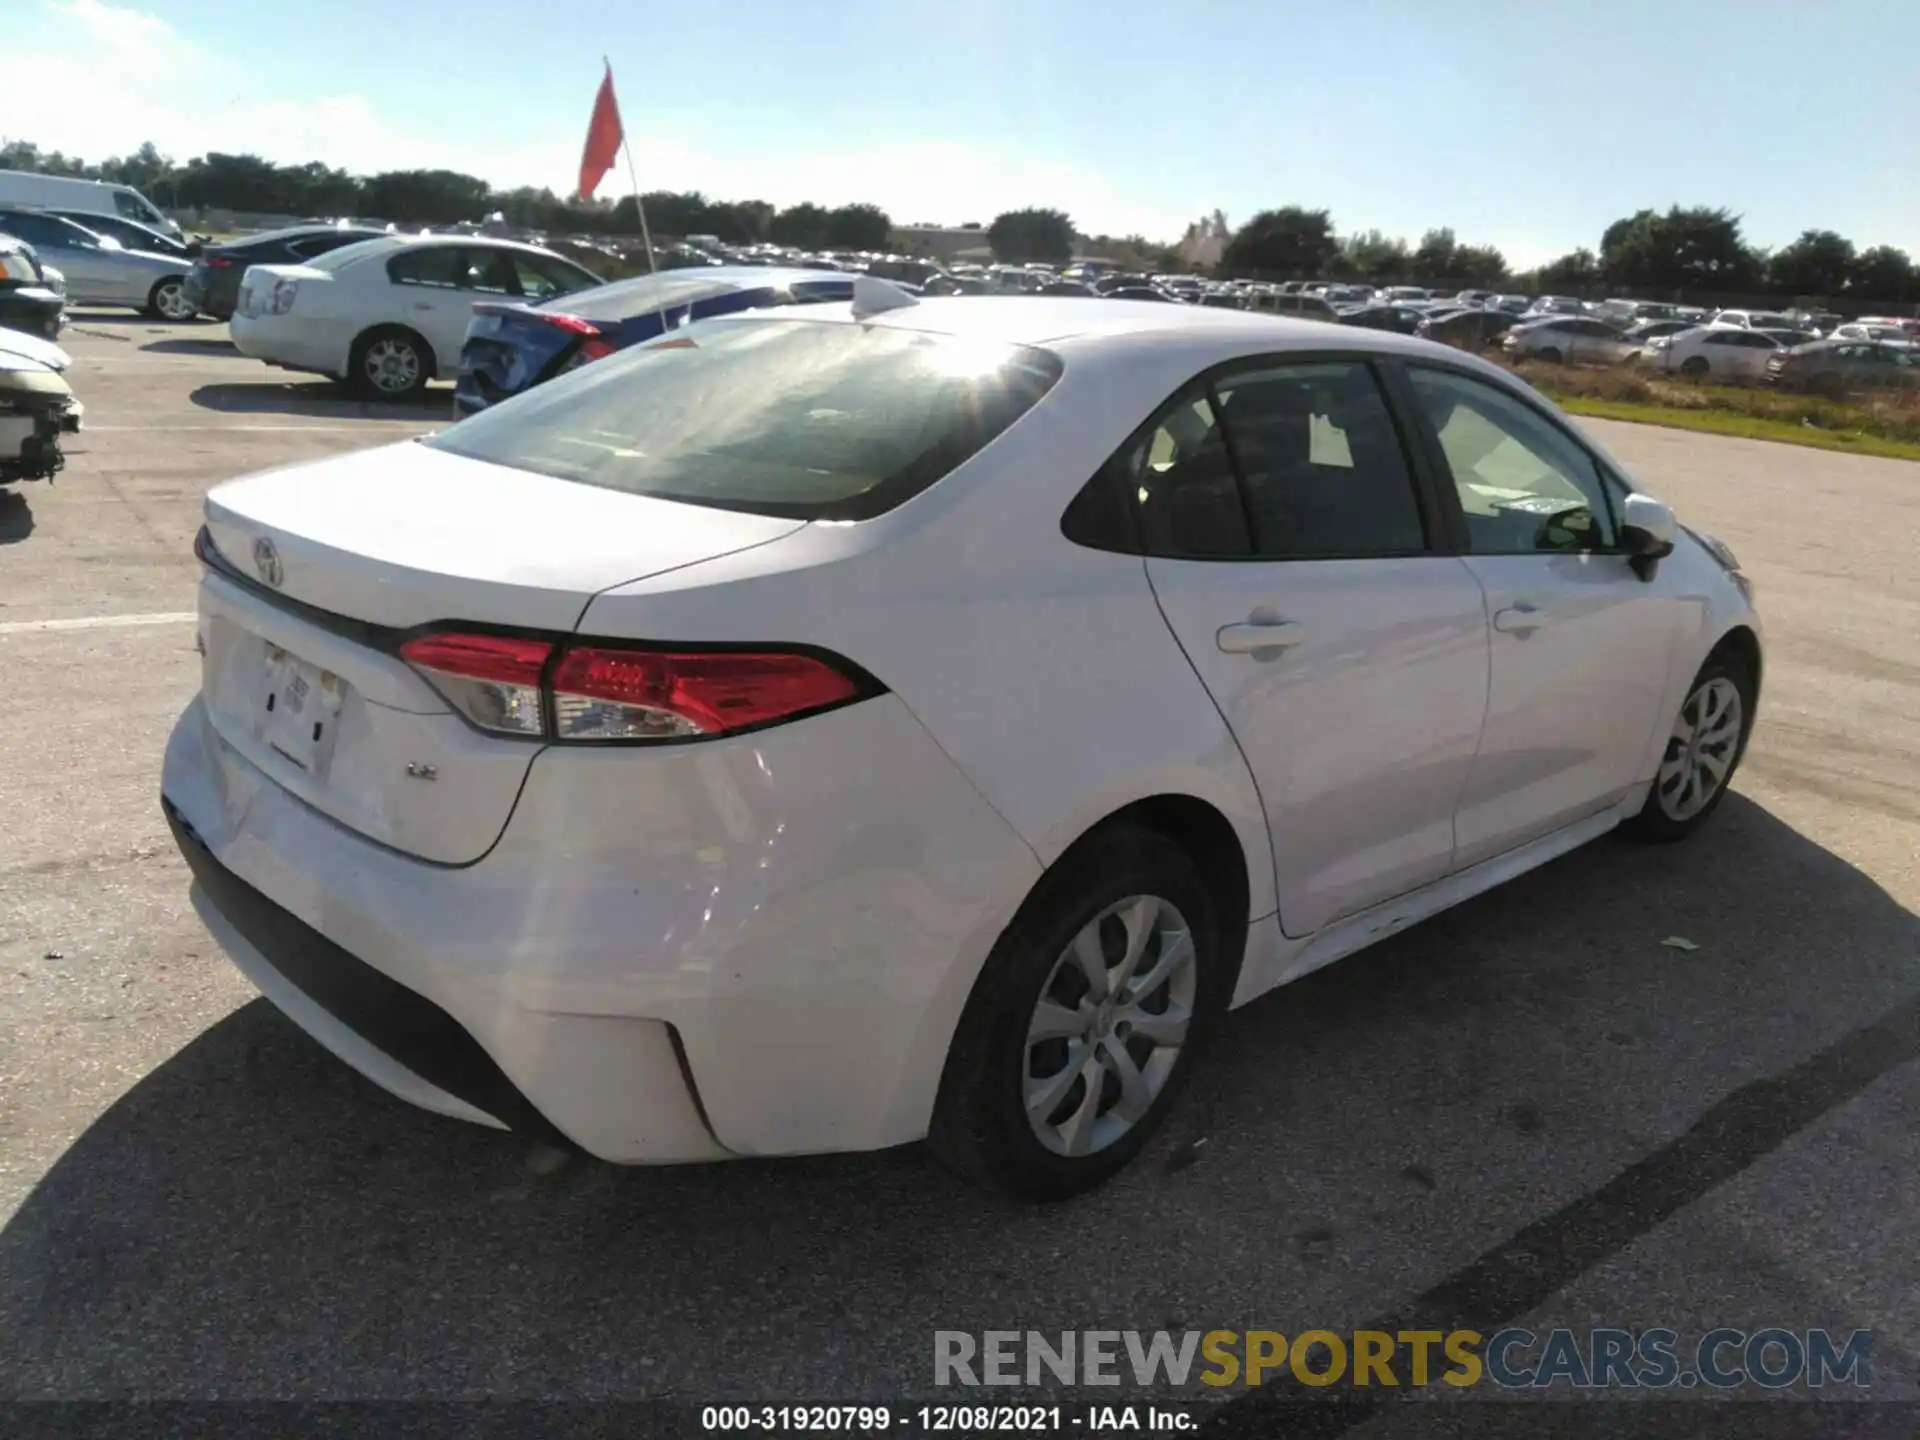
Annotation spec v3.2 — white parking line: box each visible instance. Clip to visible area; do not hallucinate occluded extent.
[0,611,196,635]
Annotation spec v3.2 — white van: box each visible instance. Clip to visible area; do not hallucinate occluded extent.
[0,171,181,241]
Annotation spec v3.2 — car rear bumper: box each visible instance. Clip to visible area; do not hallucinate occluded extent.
[229,314,346,376]
[162,689,1039,1163]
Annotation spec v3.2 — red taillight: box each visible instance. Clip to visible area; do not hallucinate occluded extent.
[550,648,860,741]
[399,633,553,737]
[399,632,865,742]
[540,313,614,370]
[539,312,599,336]
[193,523,214,565]
[205,256,234,268]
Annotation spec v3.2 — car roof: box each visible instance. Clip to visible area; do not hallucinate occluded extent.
[219,224,386,248]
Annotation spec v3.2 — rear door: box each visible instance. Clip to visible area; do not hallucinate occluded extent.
[384,245,511,372]
[1397,364,1683,866]
[1135,356,1491,937]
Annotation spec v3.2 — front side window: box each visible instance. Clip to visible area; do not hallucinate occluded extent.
[1213,361,1427,557]
[511,252,597,299]
[1406,367,1618,555]
[457,250,514,294]
[112,190,146,220]
[426,317,1063,522]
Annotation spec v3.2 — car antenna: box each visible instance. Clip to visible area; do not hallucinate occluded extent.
[850,275,919,319]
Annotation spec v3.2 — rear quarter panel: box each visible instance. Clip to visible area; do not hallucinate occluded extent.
[576,336,1283,929]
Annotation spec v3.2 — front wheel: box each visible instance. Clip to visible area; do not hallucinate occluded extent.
[1621,653,1754,843]
[929,826,1224,1200]
[1680,356,1710,378]
[146,276,197,321]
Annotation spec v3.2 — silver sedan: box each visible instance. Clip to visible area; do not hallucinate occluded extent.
[0,208,195,320]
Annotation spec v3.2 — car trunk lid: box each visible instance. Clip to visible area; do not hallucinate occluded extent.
[197,440,807,862]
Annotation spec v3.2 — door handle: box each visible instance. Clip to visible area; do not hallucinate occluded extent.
[412,301,435,311]
[1493,603,1549,634]
[1217,620,1306,655]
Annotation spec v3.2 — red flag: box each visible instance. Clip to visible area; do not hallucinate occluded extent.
[577,63,624,201]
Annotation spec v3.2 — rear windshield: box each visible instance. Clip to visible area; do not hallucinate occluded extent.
[425,316,1064,521]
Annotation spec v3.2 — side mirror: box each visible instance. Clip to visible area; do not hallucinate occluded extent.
[1620,493,1677,579]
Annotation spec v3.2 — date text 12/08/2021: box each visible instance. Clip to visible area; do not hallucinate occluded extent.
[699,1404,1194,1432]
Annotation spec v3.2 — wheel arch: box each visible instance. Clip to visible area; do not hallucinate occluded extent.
[1022,791,1257,1010]
[1706,622,1763,717]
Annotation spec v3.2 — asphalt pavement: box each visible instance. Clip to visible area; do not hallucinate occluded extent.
[0,315,1915,1435]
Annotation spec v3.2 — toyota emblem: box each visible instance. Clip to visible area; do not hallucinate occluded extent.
[251,536,283,588]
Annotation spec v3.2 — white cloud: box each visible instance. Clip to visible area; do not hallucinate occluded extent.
[0,0,1195,241]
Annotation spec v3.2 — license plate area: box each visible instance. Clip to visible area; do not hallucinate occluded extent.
[262,643,347,776]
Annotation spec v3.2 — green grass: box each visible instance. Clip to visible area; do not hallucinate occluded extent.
[1550,395,1920,463]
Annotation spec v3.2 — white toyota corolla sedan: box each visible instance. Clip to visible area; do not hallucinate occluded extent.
[164,282,1761,1198]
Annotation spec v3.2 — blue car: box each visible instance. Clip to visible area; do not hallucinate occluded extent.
[453,266,855,416]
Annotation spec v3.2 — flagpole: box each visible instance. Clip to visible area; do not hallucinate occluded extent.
[606,55,656,274]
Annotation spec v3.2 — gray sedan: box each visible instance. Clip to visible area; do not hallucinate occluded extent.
[0,207,194,319]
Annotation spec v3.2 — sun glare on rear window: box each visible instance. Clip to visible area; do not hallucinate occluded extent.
[424,316,1063,521]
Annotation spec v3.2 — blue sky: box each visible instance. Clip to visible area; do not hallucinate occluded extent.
[2,0,1914,266]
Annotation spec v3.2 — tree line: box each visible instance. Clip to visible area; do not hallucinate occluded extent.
[5,139,1911,302]
[1219,204,1913,304]
[0,139,896,252]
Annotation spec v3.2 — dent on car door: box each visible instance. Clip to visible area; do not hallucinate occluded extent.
[1131,357,1491,938]
[1399,365,1684,866]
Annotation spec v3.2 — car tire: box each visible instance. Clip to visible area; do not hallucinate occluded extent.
[1535,346,1563,364]
[146,277,197,322]
[1680,356,1710,378]
[928,824,1225,1201]
[1620,650,1755,844]
[350,327,432,403]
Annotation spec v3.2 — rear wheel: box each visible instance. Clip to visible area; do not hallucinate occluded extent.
[929,826,1224,1200]
[1621,652,1754,843]
[350,327,431,402]
[147,276,196,321]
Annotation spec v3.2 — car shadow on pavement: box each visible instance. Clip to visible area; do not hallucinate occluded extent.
[190,381,449,422]
[142,338,237,357]
[0,489,33,543]
[2,795,1915,1400]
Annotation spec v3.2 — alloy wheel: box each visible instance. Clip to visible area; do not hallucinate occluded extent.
[1656,676,1743,821]
[154,280,196,321]
[1024,894,1196,1158]
[365,337,422,393]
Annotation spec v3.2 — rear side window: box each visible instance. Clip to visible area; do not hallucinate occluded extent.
[1119,391,1251,559]
[386,247,466,288]
[425,317,1063,521]
[1214,362,1428,557]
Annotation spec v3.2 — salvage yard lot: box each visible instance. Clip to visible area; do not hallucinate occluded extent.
[1,314,1917,1423]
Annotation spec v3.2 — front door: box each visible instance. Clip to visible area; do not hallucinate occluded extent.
[1398,365,1683,867]
[1135,357,1492,938]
